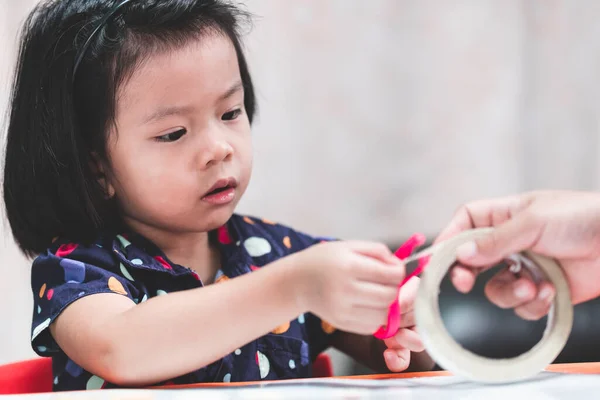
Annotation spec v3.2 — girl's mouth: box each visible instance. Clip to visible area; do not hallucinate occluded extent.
[202,177,238,205]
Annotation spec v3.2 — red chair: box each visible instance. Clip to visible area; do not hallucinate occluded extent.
[0,353,334,394]
[312,353,334,378]
[0,357,53,394]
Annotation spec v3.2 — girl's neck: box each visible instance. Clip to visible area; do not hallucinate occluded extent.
[125,221,221,284]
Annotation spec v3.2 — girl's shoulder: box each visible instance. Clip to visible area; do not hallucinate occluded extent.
[33,234,124,274]
[31,231,182,280]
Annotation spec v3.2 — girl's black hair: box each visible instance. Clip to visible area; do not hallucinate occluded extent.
[3,0,256,257]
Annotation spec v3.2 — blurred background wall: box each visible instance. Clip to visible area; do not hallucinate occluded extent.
[2,0,600,373]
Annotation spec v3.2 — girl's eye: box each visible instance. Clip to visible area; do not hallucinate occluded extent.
[222,109,242,121]
[155,129,187,142]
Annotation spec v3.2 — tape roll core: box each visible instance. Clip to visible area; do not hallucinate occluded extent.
[414,227,573,383]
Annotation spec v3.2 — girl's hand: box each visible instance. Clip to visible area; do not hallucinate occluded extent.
[290,240,407,335]
[380,278,426,371]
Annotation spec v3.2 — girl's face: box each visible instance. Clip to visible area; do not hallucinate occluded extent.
[103,34,252,236]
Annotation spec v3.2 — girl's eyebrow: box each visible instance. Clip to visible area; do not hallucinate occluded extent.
[141,81,244,125]
[219,81,244,101]
[142,105,195,125]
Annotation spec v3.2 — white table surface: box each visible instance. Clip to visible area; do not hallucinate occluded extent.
[6,371,600,400]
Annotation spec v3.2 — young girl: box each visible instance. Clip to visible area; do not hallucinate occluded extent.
[3,0,434,391]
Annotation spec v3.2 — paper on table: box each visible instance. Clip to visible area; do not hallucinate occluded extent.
[5,372,600,400]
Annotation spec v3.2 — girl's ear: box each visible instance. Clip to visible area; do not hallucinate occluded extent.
[90,153,115,199]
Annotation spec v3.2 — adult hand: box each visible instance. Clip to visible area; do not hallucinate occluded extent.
[434,190,600,320]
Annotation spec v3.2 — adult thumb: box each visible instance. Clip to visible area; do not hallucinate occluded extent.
[455,212,541,266]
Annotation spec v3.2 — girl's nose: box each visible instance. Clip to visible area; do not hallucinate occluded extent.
[198,136,234,169]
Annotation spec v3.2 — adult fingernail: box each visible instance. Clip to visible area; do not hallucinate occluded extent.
[514,282,530,299]
[456,241,477,260]
[539,287,554,301]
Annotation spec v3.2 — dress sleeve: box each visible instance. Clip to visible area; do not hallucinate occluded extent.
[30,243,141,356]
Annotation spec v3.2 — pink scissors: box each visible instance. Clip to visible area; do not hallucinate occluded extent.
[373,233,432,340]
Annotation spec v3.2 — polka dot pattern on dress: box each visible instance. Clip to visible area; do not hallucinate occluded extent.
[117,235,131,249]
[39,283,46,298]
[256,351,270,379]
[283,236,292,249]
[321,320,336,334]
[65,359,83,377]
[271,321,290,334]
[214,270,229,284]
[154,255,172,270]
[56,243,78,258]
[108,277,127,295]
[217,225,232,244]
[300,342,310,366]
[244,237,272,257]
[32,318,51,341]
[86,375,105,390]
[120,263,135,281]
[60,259,86,284]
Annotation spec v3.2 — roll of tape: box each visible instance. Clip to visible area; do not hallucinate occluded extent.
[414,227,573,383]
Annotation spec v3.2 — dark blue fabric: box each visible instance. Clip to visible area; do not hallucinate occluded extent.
[30,214,336,391]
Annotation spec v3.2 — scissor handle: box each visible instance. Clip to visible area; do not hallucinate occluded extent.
[373,233,430,340]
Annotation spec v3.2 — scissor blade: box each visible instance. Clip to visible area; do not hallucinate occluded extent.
[401,242,443,264]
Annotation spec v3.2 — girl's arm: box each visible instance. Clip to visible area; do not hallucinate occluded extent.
[51,259,305,387]
[50,240,408,387]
